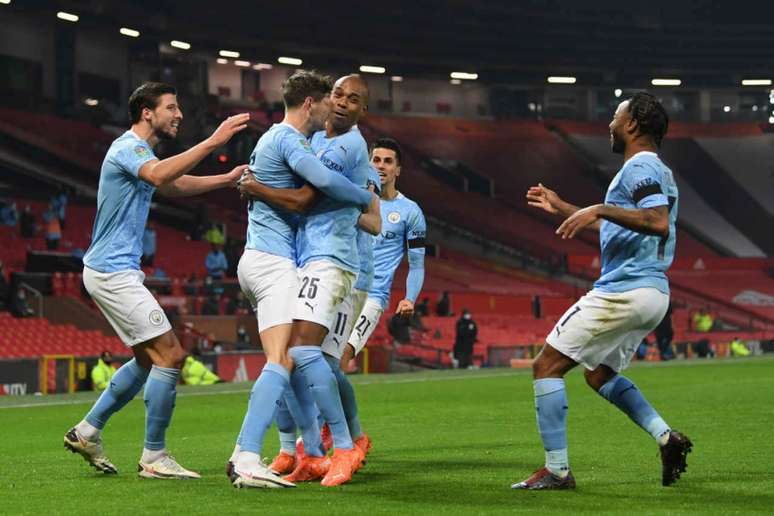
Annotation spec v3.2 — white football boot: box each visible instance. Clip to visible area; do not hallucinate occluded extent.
[138,453,201,479]
[64,427,118,474]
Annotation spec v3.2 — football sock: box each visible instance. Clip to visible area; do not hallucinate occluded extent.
[83,358,148,434]
[238,362,289,455]
[325,354,362,439]
[598,374,671,445]
[274,396,298,455]
[143,365,179,451]
[141,447,167,463]
[534,378,569,477]
[285,369,324,457]
[289,346,353,450]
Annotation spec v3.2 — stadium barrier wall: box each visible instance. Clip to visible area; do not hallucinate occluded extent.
[0,359,40,395]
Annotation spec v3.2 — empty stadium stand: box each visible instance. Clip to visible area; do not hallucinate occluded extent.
[0,311,123,359]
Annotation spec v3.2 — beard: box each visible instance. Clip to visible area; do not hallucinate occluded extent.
[611,132,625,154]
[155,127,176,141]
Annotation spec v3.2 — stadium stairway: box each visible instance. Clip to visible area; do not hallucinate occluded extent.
[694,133,774,219]
[659,139,773,255]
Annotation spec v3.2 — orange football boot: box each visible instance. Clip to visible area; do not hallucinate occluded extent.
[268,451,297,475]
[284,454,331,483]
[354,433,372,457]
[320,448,359,487]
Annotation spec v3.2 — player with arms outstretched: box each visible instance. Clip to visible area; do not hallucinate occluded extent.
[513,92,692,490]
[64,82,249,479]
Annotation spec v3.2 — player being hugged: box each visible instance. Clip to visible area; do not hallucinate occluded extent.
[64,82,249,479]
[228,71,376,488]
[513,92,692,490]
[237,75,382,482]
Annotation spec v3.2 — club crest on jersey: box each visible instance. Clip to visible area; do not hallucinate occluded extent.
[149,310,165,326]
[388,211,401,224]
[134,146,150,158]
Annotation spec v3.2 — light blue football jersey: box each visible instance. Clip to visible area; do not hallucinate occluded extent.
[594,151,678,295]
[83,130,157,273]
[296,127,371,272]
[369,192,426,308]
[244,123,309,261]
[353,166,382,292]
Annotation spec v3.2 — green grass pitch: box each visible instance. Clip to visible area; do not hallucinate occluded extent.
[2,357,773,515]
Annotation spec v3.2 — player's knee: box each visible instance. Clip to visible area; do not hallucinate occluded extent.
[584,367,613,392]
[532,353,550,378]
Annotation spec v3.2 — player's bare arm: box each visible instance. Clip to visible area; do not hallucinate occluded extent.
[138,113,250,187]
[528,183,602,232]
[237,173,320,213]
[157,164,248,197]
[357,190,381,236]
[557,204,669,240]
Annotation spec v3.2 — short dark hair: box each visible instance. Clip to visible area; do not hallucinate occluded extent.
[282,70,333,109]
[128,82,177,123]
[370,137,403,165]
[627,92,669,147]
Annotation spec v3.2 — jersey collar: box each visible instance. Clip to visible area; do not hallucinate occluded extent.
[622,150,658,168]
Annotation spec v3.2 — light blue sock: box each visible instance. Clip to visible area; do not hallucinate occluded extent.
[325,354,362,439]
[285,370,324,457]
[85,358,148,429]
[289,346,353,450]
[534,378,569,476]
[238,362,289,455]
[143,365,179,451]
[275,395,298,454]
[598,375,670,443]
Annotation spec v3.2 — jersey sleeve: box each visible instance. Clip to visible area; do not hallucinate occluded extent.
[405,203,426,303]
[280,131,371,207]
[366,165,381,196]
[622,162,669,209]
[406,204,427,251]
[114,140,156,178]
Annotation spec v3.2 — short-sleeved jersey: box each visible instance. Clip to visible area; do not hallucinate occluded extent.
[353,166,382,292]
[83,130,157,273]
[244,123,310,261]
[594,151,678,295]
[296,127,371,272]
[369,192,426,308]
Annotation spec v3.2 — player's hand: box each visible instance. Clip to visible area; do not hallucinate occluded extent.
[395,299,415,316]
[237,170,259,199]
[556,204,601,239]
[224,164,249,188]
[207,113,250,148]
[526,183,561,215]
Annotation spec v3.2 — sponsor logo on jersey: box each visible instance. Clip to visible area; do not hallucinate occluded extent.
[388,211,401,224]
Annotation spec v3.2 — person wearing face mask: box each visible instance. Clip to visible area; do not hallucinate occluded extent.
[454,309,477,369]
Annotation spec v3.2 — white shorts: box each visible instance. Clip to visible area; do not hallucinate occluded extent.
[321,288,369,360]
[293,260,356,331]
[83,267,172,347]
[348,297,385,355]
[546,287,669,372]
[237,250,298,333]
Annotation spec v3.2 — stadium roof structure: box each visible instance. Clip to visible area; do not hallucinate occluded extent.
[16,0,774,86]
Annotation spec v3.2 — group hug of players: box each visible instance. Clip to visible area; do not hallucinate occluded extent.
[63,71,426,488]
[63,70,691,491]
